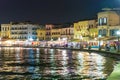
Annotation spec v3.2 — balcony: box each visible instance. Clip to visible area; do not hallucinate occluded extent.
[32,32,37,35]
[32,28,37,30]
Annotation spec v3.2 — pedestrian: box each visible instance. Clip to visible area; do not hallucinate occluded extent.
[105,44,109,51]
[113,44,116,50]
[88,45,91,50]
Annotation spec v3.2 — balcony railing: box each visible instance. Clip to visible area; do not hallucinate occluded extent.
[11,28,28,30]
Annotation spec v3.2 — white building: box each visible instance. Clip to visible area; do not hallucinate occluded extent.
[10,22,40,41]
[1,24,11,39]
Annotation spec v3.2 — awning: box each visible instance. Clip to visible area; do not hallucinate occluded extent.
[69,39,81,42]
[99,36,117,41]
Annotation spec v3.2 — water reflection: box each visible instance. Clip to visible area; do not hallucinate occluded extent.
[76,52,107,79]
[0,47,117,79]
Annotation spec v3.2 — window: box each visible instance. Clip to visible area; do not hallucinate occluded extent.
[99,17,107,26]
[104,18,107,24]
[103,29,107,36]
[110,29,118,36]
[99,29,102,35]
[98,18,102,26]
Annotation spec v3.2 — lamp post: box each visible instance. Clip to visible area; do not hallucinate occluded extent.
[80,36,83,44]
[51,38,53,47]
[37,38,39,46]
[116,30,120,52]
[98,35,102,50]
[58,37,61,47]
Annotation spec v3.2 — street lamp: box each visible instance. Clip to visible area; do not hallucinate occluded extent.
[98,35,102,50]
[37,38,39,46]
[116,30,120,52]
[80,36,83,44]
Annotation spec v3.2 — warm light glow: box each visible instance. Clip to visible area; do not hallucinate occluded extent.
[51,38,53,41]
[58,37,61,41]
[62,38,67,41]
[94,38,97,40]
[80,36,83,39]
[29,38,33,41]
[4,40,13,46]
[100,41,103,45]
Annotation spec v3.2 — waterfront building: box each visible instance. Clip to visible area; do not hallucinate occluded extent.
[98,8,120,37]
[0,26,1,39]
[51,24,61,40]
[88,20,98,39]
[36,25,46,41]
[45,24,54,41]
[61,24,74,41]
[10,22,40,41]
[1,24,11,39]
[0,31,1,39]
[74,20,97,41]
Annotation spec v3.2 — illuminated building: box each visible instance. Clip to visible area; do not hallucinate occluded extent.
[98,8,120,37]
[61,24,74,41]
[46,24,74,41]
[88,20,98,39]
[74,20,97,41]
[0,31,1,38]
[36,25,46,41]
[51,24,61,40]
[10,22,40,41]
[1,24,11,39]
[45,24,54,40]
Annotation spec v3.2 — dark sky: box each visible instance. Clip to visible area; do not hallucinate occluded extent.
[0,0,120,24]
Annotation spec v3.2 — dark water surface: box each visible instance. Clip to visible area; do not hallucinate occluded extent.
[0,47,119,80]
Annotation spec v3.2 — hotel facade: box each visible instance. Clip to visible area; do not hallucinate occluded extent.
[1,22,41,41]
[98,9,120,39]
[74,20,97,41]
[1,24,11,39]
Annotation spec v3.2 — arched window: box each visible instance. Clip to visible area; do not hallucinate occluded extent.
[103,29,107,36]
[99,29,102,35]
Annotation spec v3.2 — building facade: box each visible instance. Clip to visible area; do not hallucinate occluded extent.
[98,9,120,37]
[74,20,97,41]
[51,26,61,41]
[1,24,11,39]
[37,25,46,41]
[10,22,40,41]
[61,25,74,41]
[0,31,1,39]
[88,20,98,39]
[45,24,54,40]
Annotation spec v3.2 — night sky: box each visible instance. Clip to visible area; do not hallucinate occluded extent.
[0,0,120,24]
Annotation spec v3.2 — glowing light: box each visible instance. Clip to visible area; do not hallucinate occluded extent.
[58,37,61,41]
[94,38,97,40]
[116,30,120,36]
[98,35,102,38]
[62,38,67,41]
[29,38,33,41]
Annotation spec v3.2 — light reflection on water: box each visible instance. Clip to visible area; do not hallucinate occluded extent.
[0,47,117,79]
